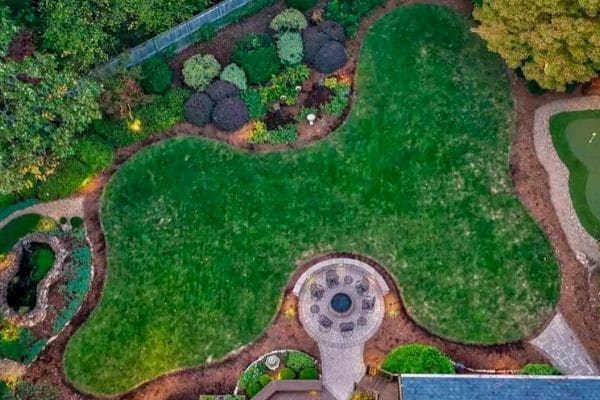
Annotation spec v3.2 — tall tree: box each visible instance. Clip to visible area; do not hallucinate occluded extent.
[473,0,600,91]
[0,5,19,57]
[0,53,101,193]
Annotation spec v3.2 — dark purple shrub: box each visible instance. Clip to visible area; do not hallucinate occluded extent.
[319,21,346,43]
[304,84,333,107]
[314,41,347,73]
[185,92,214,127]
[303,26,329,64]
[264,109,294,130]
[212,97,249,132]
[205,80,240,102]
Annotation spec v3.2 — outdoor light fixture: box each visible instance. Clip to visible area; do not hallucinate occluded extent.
[307,114,316,126]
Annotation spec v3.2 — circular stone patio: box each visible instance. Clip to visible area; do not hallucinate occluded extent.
[293,257,389,349]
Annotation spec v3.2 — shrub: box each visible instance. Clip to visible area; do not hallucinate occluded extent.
[246,381,262,398]
[238,363,266,390]
[185,93,214,127]
[279,367,296,380]
[140,57,173,94]
[321,77,351,117]
[325,0,385,36]
[93,88,190,147]
[70,216,84,229]
[233,34,281,85]
[277,32,304,66]
[0,193,17,210]
[241,88,267,119]
[205,80,240,102]
[258,374,272,386]
[72,136,114,172]
[527,80,548,96]
[285,351,316,372]
[520,363,561,375]
[212,97,249,132]
[36,159,93,201]
[7,381,58,400]
[267,124,298,144]
[248,121,268,144]
[319,21,346,43]
[298,367,319,379]
[381,344,455,374]
[350,390,375,400]
[220,64,248,90]
[98,68,149,119]
[285,0,317,11]
[270,9,308,32]
[303,21,345,64]
[183,54,221,90]
[314,41,347,73]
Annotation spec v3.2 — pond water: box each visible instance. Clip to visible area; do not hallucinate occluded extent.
[7,243,55,314]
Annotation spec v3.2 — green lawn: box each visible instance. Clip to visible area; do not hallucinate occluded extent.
[64,4,559,395]
[0,214,56,258]
[550,110,600,240]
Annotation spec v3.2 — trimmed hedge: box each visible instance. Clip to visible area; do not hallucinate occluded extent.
[140,57,173,94]
[183,54,221,90]
[298,367,319,379]
[220,64,248,90]
[212,97,249,132]
[520,363,561,375]
[277,32,304,66]
[270,9,308,32]
[279,367,295,380]
[233,34,281,85]
[36,159,92,202]
[314,41,347,73]
[185,93,214,127]
[381,344,455,374]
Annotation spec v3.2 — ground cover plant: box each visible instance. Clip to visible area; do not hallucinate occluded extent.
[64,5,559,394]
[519,363,561,376]
[550,110,600,240]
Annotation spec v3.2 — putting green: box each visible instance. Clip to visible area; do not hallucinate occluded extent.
[64,4,559,395]
[550,111,600,239]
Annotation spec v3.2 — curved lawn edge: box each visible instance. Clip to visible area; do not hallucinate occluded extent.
[62,3,560,395]
[533,97,600,264]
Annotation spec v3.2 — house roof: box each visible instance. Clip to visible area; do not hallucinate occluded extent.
[400,375,600,400]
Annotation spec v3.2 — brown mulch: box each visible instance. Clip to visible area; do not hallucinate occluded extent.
[23,0,600,399]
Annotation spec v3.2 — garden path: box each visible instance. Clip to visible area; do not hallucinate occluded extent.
[0,197,84,230]
[529,312,599,375]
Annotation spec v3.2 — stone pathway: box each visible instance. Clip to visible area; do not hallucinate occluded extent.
[0,197,84,230]
[533,96,600,269]
[295,257,390,400]
[530,312,599,375]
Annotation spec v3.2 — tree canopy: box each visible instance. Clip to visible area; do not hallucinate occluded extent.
[0,53,101,193]
[473,0,600,91]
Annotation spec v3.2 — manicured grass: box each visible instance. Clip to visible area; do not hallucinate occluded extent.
[550,110,600,240]
[64,5,559,394]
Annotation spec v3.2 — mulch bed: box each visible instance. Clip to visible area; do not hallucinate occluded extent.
[23,0,600,399]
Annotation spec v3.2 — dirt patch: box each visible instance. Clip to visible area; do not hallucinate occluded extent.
[22,0,600,399]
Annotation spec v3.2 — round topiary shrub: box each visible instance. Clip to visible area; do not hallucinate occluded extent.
[381,344,454,374]
[233,34,281,85]
[270,8,308,32]
[285,0,317,11]
[220,63,247,90]
[182,54,221,90]
[185,92,214,127]
[302,26,329,64]
[298,367,319,379]
[212,97,249,132]
[140,57,173,94]
[520,363,561,375]
[381,344,455,374]
[205,80,240,102]
[314,40,347,73]
[277,32,304,66]
[70,216,84,229]
[278,367,296,380]
[319,20,346,43]
[285,351,316,372]
[258,374,273,386]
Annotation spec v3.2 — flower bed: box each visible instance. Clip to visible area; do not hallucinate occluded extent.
[235,350,319,398]
[179,6,352,147]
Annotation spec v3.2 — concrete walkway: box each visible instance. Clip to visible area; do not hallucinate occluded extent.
[529,312,599,375]
[533,96,600,269]
[0,197,84,230]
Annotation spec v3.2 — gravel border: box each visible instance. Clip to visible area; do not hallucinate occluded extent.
[0,197,84,231]
[533,96,600,270]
